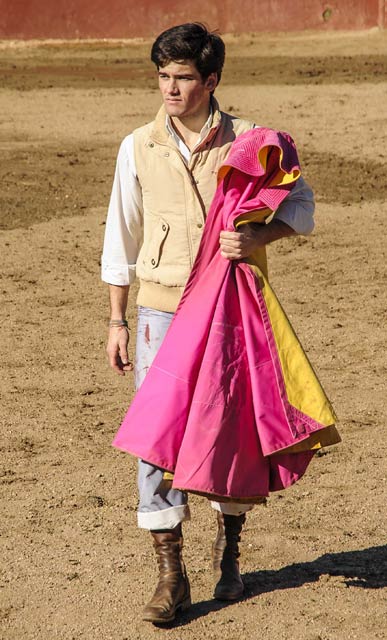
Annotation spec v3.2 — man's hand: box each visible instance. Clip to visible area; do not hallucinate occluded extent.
[219,220,295,260]
[219,224,267,260]
[106,326,133,376]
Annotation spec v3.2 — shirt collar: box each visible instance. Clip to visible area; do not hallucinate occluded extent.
[165,105,213,151]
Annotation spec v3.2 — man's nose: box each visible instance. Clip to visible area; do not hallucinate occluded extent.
[166,79,179,94]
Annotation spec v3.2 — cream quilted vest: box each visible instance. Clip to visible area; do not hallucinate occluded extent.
[134,98,254,312]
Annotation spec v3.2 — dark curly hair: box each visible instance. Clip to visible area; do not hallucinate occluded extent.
[151,23,225,85]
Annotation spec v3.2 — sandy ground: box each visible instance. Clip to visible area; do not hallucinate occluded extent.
[1,29,386,640]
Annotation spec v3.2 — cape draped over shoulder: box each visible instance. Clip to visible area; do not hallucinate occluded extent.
[112,127,340,502]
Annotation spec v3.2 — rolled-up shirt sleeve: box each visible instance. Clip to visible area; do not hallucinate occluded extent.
[273,175,315,235]
[101,134,143,285]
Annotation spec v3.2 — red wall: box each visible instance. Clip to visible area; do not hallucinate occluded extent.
[0,0,384,39]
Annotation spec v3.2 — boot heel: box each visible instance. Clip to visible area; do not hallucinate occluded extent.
[180,595,192,611]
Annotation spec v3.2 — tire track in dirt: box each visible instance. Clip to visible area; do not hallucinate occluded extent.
[1,144,386,229]
[2,54,387,90]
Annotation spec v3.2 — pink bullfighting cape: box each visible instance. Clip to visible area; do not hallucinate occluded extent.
[113,127,340,502]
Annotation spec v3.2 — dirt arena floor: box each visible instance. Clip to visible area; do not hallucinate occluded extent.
[1,29,387,639]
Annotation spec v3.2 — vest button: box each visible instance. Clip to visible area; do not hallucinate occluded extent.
[197,223,203,229]
[149,143,154,148]
[164,152,170,157]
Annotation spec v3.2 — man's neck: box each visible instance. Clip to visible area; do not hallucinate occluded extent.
[170,101,211,151]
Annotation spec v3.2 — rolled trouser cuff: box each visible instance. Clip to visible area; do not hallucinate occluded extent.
[210,501,254,516]
[137,504,191,530]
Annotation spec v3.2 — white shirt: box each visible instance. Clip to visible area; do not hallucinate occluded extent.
[101,117,315,286]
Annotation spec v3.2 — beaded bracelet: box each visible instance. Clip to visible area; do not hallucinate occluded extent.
[109,319,129,328]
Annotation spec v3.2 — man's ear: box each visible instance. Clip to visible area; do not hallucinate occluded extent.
[205,73,218,91]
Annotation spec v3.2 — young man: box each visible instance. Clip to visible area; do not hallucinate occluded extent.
[102,23,315,623]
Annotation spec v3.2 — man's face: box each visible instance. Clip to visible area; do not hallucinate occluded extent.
[158,60,217,119]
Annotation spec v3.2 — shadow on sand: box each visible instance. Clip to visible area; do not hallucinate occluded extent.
[157,544,387,628]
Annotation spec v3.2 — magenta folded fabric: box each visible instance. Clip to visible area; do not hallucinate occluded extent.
[112,128,322,500]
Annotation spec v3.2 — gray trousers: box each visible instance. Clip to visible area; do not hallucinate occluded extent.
[135,306,253,530]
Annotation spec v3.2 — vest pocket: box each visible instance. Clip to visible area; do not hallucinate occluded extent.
[145,217,170,269]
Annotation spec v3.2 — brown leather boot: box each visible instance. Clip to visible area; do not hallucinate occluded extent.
[212,512,246,601]
[142,524,191,623]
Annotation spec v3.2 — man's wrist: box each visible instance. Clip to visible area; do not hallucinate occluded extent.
[250,220,295,246]
[109,319,129,328]
[248,222,271,247]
